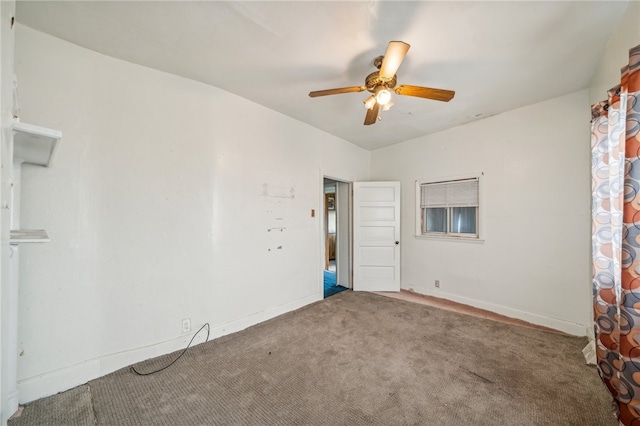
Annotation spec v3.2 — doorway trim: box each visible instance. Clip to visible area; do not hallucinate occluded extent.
[320,172,354,297]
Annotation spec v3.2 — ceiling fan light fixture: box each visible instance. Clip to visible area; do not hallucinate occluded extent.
[363,95,376,110]
[375,87,392,105]
[308,40,455,127]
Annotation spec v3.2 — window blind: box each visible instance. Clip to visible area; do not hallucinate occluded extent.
[421,179,478,208]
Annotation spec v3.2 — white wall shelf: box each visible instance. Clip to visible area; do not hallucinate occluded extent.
[5,120,61,418]
[10,229,50,244]
[12,121,61,167]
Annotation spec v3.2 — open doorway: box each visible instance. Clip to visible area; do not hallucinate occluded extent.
[323,178,352,298]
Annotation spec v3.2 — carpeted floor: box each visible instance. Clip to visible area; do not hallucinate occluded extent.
[10,291,616,425]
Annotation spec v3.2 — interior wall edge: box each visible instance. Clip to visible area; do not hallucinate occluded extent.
[587,0,640,104]
[1,0,17,422]
[17,291,322,404]
[403,285,588,337]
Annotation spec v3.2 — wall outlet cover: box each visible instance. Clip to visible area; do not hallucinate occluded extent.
[182,318,191,333]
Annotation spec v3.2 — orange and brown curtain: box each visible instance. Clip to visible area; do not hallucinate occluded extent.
[591,43,640,425]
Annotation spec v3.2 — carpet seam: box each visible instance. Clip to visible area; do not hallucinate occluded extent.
[88,383,99,425]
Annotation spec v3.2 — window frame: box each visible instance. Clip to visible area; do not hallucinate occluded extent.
[415,174,484,242]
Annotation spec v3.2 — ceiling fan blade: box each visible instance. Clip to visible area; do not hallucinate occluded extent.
[364,102,380,126]
[309,86,366,97]
[395,85,455,102]
[379,41,410,80]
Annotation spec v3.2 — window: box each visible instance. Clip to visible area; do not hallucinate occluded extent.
[416,177,480,238]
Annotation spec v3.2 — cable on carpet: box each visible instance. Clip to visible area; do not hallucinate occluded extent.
[130,322,210,376]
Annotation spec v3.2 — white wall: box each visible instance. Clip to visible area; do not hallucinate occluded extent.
[0,1,16,423]
[370,90,591,335]
[14,25,370,403]
[589,0,640,103]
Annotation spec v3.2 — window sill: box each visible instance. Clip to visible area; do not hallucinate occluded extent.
[414,234,485,244]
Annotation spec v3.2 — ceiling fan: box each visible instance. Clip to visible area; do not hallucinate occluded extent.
[309,41,455,125]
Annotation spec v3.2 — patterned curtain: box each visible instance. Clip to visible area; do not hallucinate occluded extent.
[591,44,640,425]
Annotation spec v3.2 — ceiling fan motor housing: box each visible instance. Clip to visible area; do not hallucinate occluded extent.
[365,71,397,93]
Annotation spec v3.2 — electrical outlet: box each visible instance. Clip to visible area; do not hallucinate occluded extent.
[182,318,191,333]
[435,280,440,288]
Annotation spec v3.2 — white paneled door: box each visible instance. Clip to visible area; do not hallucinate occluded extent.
[353,182,400,292]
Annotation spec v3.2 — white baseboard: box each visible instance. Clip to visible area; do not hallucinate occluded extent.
[6,390,19,420]
[18,359,100,405]
[404,286,589,336]
[18,292,322,404]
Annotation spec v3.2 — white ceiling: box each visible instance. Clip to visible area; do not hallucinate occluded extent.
[16,1,629,150]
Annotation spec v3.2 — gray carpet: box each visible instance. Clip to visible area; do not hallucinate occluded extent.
[10,291,617,425]
[9,383,95,425]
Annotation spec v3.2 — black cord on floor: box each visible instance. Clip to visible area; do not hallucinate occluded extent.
[130,322,210,376]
